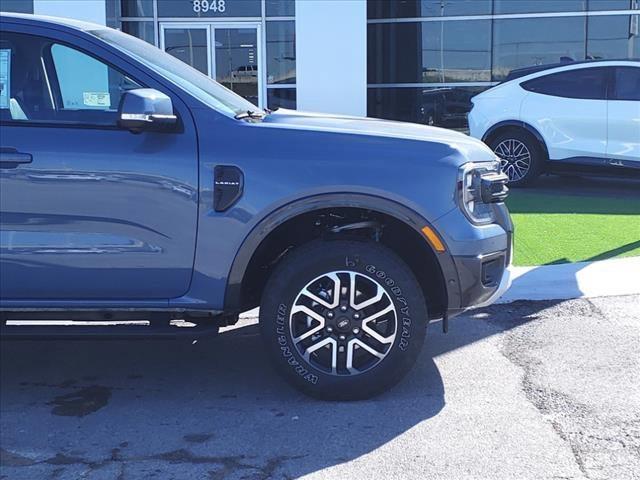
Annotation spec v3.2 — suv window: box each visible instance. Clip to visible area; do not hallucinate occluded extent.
[0,31,142,125]
[612,67,640,101]
[521,67,609,100]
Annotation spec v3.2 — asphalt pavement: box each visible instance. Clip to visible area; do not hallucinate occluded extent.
[1,295,639,480]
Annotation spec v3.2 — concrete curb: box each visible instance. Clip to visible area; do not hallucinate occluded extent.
[497,256,640,303]
[239,257,639,320]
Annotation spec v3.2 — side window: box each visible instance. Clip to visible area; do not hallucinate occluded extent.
[612,67,640,101]
[0,31,142,125]
[51,44,113,110]
[0,32,51,122]
[521,67,609,100]
[0,48,12,112]
[49,43,142,123]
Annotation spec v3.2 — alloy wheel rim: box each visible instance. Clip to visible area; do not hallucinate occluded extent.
[494,139,532,182]
[289,271,397,376]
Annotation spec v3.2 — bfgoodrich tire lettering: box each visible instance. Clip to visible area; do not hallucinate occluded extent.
[259,239,428,400]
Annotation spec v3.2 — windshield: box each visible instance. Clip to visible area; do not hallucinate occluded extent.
[89,28,259,117]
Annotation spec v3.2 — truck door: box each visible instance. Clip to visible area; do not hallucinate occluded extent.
[0,29,198,300]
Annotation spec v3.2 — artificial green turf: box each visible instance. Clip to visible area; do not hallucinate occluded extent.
[505,191,640,266]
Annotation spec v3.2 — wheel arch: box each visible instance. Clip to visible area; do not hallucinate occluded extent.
[224,194,461,319]
[482,120,549,161]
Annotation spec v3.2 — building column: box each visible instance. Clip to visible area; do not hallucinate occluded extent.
[295,0,367,116]
[33,0,106,25]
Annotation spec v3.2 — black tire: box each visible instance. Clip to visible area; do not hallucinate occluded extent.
[259,239,428,401]
[489,129,545,187]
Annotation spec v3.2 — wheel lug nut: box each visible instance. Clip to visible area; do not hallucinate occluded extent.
[338,346,345,353]
[327,311,334,319]
[352,327,360,334]
[326,326,333,333]
[339,335,346,341]
[353,313,360,320]
[340,305,348,312]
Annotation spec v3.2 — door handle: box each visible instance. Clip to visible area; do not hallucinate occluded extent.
[0,149,33,168]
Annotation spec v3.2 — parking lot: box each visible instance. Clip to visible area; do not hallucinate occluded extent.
[1,295,638,480]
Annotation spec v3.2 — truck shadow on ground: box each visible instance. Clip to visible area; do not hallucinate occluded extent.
[0,301,555,479]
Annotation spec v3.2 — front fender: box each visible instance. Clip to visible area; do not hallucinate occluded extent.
[223,193,462,313]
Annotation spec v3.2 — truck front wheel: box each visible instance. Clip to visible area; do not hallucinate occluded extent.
[259,239,428,400]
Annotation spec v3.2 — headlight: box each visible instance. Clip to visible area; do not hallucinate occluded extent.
[457,161,509,224]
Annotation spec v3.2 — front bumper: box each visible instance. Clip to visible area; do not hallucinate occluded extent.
[452,248,512,310]
[474,263,513,308]
[434,203,513,316]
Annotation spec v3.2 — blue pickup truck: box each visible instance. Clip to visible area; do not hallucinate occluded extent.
[0,13,512,399]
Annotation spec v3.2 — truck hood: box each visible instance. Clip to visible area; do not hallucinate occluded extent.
[261,109,495,161]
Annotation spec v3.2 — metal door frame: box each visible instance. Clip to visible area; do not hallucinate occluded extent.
[159,21,265,109]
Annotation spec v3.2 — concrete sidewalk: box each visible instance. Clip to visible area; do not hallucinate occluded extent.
[499,256,640,303]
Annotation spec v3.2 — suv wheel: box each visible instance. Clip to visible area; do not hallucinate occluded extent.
[490,129,544,187]
[259,239,428,400]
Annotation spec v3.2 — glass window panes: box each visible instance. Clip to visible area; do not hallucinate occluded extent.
[157,0,261,18]
[613,66,640,100]
[267,88,296,109]
[492,17,586,81]
[120,0,154,17]
[368,0,492,19]
[588,0,639,10]
[0,31,142,124]
[122,21,155,44]
[587,14,640,59]
[368,21,491,83]
[53,44,109,110]
[1,0,33,14]
[162,28,209,75]
[368,86,487,129]
[50,43,142,115]
[521,67,609,99]
[266,0,295,16]
[266,21,296,84]
[494,0,587,14]
[214,28,260,106]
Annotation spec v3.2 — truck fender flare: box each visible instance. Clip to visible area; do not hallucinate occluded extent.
[224,193,461,312]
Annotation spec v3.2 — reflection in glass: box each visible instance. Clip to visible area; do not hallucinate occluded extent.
[215,28,259,105]
[368,21,491,84]
[368,86,487,129]
[613,67,640,101]
[266,0,295,16]
[266,21,296,84]
[494,0,587,14]
[163,28,209,75]
[587,14,639,60]
[2,0,33,14]
[267,88,296,109]
[522,67,608,100]
[368,0,492,19]
[492,17,586,80]
[122,21,155,45]
[588,0,639,11]
[120,0,153,17]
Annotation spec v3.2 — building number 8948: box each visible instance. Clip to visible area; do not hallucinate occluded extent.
[192,0,226,14]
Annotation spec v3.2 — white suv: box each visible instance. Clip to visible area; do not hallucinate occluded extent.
[468,60,640,186]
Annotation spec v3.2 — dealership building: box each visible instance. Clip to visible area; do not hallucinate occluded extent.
[2,0,638,127]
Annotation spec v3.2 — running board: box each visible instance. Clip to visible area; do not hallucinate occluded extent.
[0,312,221,339]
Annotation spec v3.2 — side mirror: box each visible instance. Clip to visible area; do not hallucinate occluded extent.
[117,88,178,132]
